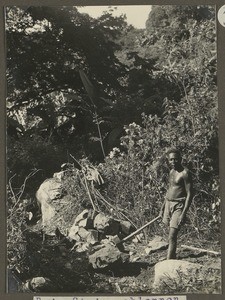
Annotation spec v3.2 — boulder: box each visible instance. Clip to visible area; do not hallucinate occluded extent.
[36,178,79,236]
[94,213,110,231]
[36,178,63,203]
[106,219,120,236]
[70,209,95,231]
[93,213,120,236]
[153,259,202,291]
[79,218,94,229]
[73,209,89,225]
[25,277,56,292]
[86,229,99,244]
[89,244,129,269]
[120,220,134,235]
[36,178,64,235]
[68,225,79,240]
[77,227,90,240]
[76,242,91,253]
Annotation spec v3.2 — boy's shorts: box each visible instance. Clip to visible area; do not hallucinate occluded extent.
[162,197,186,229]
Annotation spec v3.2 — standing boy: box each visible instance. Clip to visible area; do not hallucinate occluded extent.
[160,148,193,259]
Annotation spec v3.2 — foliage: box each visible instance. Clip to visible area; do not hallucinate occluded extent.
[7,170,40,271]
[6,6,129,161]
[6,6,220,290]
[6,6,127,108]
[98,7,219,232]
[7,133,66,189]
[153,266,221,294]
[98,106,219,239]
[98,8,219,232]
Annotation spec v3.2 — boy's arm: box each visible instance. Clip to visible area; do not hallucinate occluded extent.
[159,170,171,217]
[178,170,193,225]
[159,198,166,217]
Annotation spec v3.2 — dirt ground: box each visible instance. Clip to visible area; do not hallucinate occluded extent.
[9,228,221,294]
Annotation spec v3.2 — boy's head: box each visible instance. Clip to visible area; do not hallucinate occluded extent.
[166,148,181,158]
[166,148,182,169]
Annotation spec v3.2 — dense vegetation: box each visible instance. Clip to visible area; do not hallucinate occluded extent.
[6,5,220,290]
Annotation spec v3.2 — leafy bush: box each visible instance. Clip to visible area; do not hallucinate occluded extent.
[153,266,221,294]
[7,133,66,190]
[98,110,219,241]
[7,170,41,272]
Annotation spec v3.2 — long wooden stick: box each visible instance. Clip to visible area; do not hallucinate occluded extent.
[181,244,221,256]
[119,215,161,244]
[93,189,137,229]
[83,177,96,211]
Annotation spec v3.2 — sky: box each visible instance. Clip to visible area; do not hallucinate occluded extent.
[77,5,152,29]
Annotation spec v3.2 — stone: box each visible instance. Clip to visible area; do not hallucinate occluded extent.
[71,209,95,230]
[74,209,89,225]
[86,229,99,244]
[153,259,202,290]
[36,178,71,235]
[27,277,56,292]
[145,236,168,255]
[64,262,72,269]
[132,233,144,243]
[89,244,129,269]
[106,219,120,236]
[53,171,65,181]
[77,227,90,240]
[120,220,134,235]
[79,218,94,229]
[79,218,88,228]
[72,233,81,242]
[94,213,110,231]
[76,242,90,253]
[93,213,121,235]
[36,178,63,202]
[68,225,79,240]
[110,235,121,245]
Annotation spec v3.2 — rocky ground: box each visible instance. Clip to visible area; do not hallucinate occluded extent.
[8,176,221,294]
[8,227,221,294]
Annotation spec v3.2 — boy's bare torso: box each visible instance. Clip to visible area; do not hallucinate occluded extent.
[166,168,187,200]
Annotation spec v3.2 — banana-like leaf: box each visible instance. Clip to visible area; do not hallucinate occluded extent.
[107,126,124,147]
[79,70,96,106]
[99,97,114,106]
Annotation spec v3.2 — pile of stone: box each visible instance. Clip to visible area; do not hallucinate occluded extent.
[69,210,133,244]
[67,209,134,268]
[34,175,135,269]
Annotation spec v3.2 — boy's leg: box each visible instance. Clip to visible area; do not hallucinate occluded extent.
[167,227,178,259]
[167,204,184,259]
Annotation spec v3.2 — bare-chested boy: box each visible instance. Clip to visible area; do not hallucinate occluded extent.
[160,148,193,259]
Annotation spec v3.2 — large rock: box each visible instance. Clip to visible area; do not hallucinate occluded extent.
[68,209,96,241]
[93,213,110,231]
[68,225,79,240]
[36,178,63,202]
[77,227,90,240]
[73,209,89,225]
[86,229,99,244]
[89,244,129,269]
[24,277,56,292]
[93,213,120,236]
[120,220,134,235]
[36,178,75,235]
[153,259,202,291]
